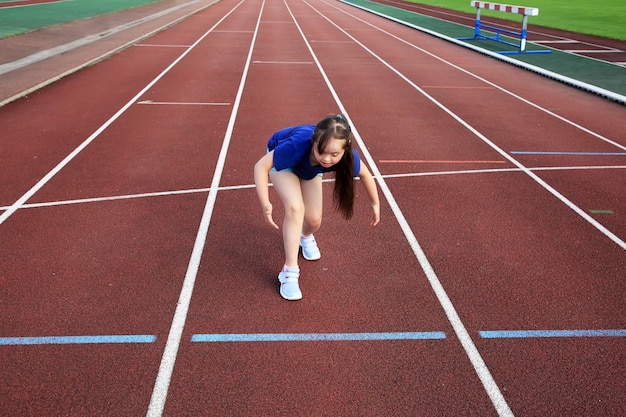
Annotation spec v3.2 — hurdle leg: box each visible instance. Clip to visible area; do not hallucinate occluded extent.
[474,8,481,38]
[520,15,529,51]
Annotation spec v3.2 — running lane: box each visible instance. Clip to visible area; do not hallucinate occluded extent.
[164,0,497,415]
[291,1,625,416]
[0,0,257,415]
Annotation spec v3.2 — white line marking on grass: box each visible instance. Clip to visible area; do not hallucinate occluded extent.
[145,1,261,416]
[294,0,515,415]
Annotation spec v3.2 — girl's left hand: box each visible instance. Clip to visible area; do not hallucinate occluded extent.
[370,204,380,226]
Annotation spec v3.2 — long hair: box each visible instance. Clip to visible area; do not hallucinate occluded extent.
[312,114,355,219]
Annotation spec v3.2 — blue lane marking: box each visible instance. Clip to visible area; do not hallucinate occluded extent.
[191,332,446,342]
[510,151,626,156]
[480,329,626,339]
[0,335,157,345]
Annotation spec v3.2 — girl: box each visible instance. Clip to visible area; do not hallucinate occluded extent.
[254,114,380,300]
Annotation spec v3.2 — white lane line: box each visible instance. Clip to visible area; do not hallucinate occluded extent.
[213,30,255,33]
[252,60,313,64]
[145,0,261,416]
[296,1,514,415]
[134,44,192,48]
[294,0,515,415]
[0,185,240,211]
[381,164,626,180]
[0,0,212,76]
[137,100,230,105]
[329,0,626,250]
[3,165,624,212]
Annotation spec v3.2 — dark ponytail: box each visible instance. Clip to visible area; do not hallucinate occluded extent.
[312,114,355,219]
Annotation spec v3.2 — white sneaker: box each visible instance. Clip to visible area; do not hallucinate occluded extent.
[300,235,321,261]
[278,268,302,300]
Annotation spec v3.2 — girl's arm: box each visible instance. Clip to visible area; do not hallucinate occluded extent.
[254,151,280,229]
[358,163,380,226]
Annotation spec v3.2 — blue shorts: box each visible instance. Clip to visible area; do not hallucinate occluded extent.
[270,166,323,178]
[268,149,323,178]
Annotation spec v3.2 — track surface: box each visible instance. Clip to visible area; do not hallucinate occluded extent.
[1,0,625,416]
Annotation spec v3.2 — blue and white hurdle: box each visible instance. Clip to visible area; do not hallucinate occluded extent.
[459,1,551,54]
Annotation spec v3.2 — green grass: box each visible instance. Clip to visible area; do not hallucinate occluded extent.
[0,0,160,38]
[408,0,626,40]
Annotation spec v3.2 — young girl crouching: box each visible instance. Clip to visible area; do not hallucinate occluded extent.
[254,114,380,300]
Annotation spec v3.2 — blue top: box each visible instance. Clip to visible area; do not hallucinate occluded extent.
[267,124,360,180]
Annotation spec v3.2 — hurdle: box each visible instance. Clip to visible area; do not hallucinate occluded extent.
[458,1,550,54]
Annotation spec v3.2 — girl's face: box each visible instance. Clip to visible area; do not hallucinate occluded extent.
[312,137,346,168]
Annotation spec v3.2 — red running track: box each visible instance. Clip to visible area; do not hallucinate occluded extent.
[0,0,625,416]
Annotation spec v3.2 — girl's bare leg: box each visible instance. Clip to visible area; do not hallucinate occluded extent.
[269,170,304,268]
[300,175,323,236]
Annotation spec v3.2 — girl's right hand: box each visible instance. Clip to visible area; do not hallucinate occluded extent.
[263,203,279,229]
